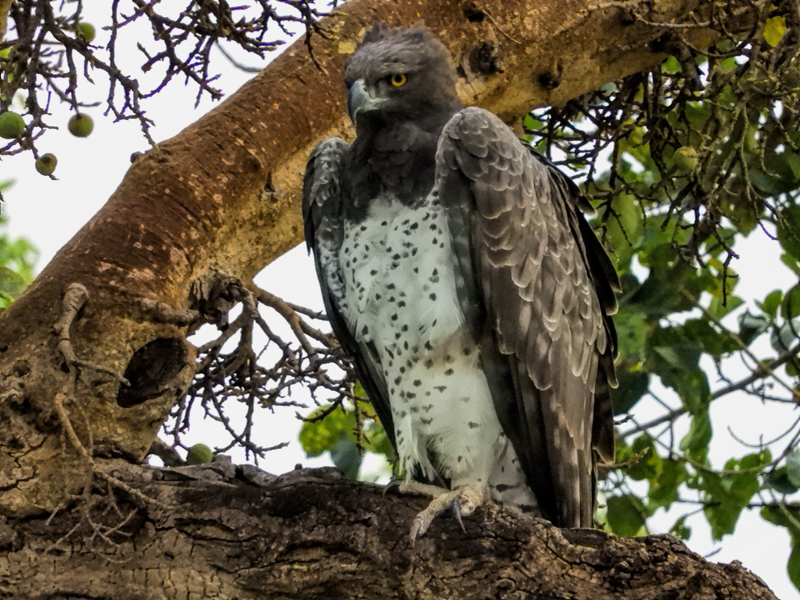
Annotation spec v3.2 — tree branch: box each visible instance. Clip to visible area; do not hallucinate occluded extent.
[0,463,778,600]
[621,341,800,438]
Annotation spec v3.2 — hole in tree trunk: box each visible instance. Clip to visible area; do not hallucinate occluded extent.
[117,338,187,408]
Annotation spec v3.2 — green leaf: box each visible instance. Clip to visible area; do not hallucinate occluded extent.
[762,505,800,537]
[680,410,712,461]
[615,311,650,363]
[364,421,394,460]
[699,453,768,540]
[764,16,787,47]
[674,371,711,416]
[329,433,362,479]
[670,515,692,540]
[789,543,800,591]
[0,234,37,284]
[705,500,742,540]
[612,369,649,414]
[788,361,800,377]
[661,55,682,75]
[707,294,744,320]
[683,319,738,357]
[685,102,712,130]
[523,114,544,131]
[0,266,25,299]
[787,449,800,488]
[766,467,799,495]
[626,435,661,481]
[782,284,800,320]
[771,318,800,353]
[778,205,800,260]
[717,84,738,107]
[737,310,769,346]
[652,345,700,371]
[715,39,734,53]
[299,404,355,457]
[607,494,647,537]
[787,154,800,180]
[727,461,762,505]
[298,399,392,479]
[783,253,800,276]
[759,290,784,318]
[647,325,711,415]
[604,194,645,268]
[700,473,742,540]
[649,459,687,508]
[628,257,692,315]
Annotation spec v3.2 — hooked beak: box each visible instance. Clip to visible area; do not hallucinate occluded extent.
[347,79,382,125]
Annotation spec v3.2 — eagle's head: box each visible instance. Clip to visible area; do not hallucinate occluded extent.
[344,25,462,128]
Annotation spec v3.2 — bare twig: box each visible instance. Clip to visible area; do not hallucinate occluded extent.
[53,392,167,510]
[620,341,800,438]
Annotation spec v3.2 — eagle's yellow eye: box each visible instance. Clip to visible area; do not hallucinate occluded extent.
[391,73,407,87]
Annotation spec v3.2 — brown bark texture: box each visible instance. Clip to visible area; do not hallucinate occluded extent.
[0,464,778,600]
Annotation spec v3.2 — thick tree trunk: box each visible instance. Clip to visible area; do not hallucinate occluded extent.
[0,0,773,596]
[0,464,778,599]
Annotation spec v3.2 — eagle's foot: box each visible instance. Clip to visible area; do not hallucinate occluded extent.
[384,479,445,497]
[407,483,488,542]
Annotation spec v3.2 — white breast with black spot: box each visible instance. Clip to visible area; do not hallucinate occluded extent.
[338,191,538,511]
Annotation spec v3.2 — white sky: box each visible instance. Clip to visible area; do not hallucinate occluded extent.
[1,6,798,598]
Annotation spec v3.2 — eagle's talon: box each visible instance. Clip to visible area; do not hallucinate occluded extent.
[451,500,466,533]
[382,479,403,496]
[397,480,449,497]
[409,514,429,543]
[407,484,487,541]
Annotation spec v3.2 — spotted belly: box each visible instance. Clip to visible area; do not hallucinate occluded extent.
[338,193,538,511]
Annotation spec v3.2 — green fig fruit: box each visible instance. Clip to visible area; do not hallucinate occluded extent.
[68,113,94,137]
[0,111,25,139]
[186,443,214,465]
[673,146,699,173]
[76,22,96,42]
[35,153,57,175]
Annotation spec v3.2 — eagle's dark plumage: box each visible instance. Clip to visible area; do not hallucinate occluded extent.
[303,25,619,536]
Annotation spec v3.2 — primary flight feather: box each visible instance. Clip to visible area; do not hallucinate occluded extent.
[303,25,619,536]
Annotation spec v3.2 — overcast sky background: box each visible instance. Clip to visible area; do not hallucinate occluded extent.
[1,6,798,598]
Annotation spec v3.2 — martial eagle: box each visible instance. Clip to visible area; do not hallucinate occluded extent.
[303,25,619,538]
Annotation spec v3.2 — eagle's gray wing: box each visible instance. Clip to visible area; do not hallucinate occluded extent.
[435,107,618,527]
[303,138,396,447]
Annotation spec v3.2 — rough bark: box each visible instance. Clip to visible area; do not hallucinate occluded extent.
[0,464,778,600]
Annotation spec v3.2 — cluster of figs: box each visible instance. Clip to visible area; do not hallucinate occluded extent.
[0,21,97,176]
[0,111,94,176]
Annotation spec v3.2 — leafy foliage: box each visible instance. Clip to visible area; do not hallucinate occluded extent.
[0,181,36,310]
[299,388,394,480]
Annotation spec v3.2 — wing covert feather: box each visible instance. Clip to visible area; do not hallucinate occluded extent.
[435,107,617,526]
